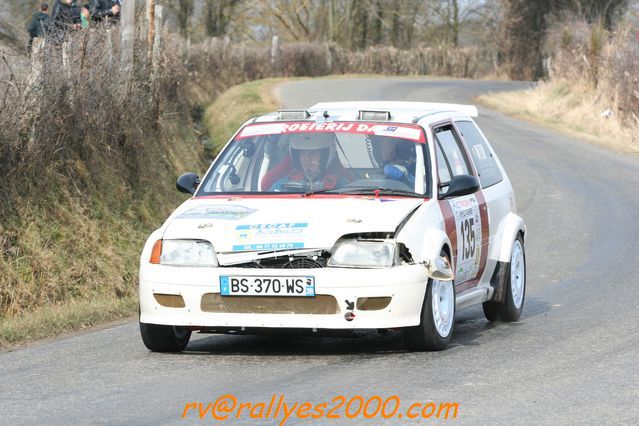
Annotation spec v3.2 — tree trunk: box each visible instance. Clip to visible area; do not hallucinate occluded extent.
[452,0,459,47]
[390,0,400,46]
[498,0,550,80]
[351,0,369,50]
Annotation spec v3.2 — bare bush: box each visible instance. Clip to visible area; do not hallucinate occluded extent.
[333,44,495,78]
[546,18,639,123]
[601,26,639,122]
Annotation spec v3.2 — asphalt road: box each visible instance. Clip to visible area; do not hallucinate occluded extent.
[2,78,639,425]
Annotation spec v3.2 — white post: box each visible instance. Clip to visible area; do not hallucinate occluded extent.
[271,35,279,72]
[223,35,230,64]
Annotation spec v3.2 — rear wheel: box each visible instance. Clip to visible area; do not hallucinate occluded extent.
[403,260,455,351]
[483,234,526,322]
[140,322,191,352]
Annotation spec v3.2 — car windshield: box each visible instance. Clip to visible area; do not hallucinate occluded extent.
[197,121,431,197]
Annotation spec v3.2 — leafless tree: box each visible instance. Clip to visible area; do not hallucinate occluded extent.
[165,0,194,37]
[204,0,241,37]
[498,0,550,80]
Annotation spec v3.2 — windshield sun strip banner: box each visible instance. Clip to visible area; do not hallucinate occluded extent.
[236,122,426,143]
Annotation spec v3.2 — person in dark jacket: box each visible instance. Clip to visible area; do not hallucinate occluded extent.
[52,0,82,32]
[26,4,52,51]
[89,0,121,23]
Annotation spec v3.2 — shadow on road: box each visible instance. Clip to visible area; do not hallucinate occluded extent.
[165,296,551,357]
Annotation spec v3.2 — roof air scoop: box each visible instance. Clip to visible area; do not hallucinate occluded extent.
[358,110,392,121]
[278,110,311,120]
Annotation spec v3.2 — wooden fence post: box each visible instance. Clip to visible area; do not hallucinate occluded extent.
[62,41,72,80]
[151,5,163,82]
[105,27,114,65]
[29,38,45,86]
[120,0,135,86]
[325,43,333,74]
[28,38,46,149]
[147,0,155,63]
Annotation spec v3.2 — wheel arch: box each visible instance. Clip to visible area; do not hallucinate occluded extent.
[489,215,526,304]
[497,212,526,263]
[414,228,453,268]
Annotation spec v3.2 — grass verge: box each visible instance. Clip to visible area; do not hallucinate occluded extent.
[475,79,639,155]
[205,78,284,155]
[0,297,137,350]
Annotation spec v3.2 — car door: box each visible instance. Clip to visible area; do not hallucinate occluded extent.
[433,122,489,294]
[454,120,509,277]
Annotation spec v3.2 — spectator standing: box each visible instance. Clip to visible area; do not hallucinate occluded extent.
[81,4,91,28]
[89,0,121,24]
[52,0,82,32]
[26,3,52,51]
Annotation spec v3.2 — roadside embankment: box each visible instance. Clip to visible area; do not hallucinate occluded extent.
[477,22,638,155]
[476,79,639,155]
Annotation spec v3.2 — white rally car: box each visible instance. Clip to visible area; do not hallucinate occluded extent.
[139,102,526,352]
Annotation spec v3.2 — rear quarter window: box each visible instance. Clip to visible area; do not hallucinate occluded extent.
[455,120,503,188]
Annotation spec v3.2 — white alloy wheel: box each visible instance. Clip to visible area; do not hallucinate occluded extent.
[431,279,455,337]
[510,239,525,310]
[482,234,526,322]
[403,251,456,351]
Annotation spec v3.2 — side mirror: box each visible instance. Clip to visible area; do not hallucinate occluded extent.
[443,174,480,198]
[176,173,200,194]
[423,256,454,281]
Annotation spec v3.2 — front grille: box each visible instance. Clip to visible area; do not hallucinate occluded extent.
[229,255,328,269]
[201,293,339,314]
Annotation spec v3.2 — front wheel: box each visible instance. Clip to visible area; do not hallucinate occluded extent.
[403,274,455,351]
[140,322,191,352]
[483,234,526,322]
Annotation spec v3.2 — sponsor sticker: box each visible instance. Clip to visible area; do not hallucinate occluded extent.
[232,222,309,252]
[472,144,488,160]
[231,242,305,252]
[450,195,482,283]
[236,121,426,143]
[178,205,256,220]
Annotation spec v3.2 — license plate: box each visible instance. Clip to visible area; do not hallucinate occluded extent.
[219,275,315,297]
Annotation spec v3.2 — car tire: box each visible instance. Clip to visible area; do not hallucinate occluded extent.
[403,255,455,351]
[140,322,191,352]
[483,234,526,322]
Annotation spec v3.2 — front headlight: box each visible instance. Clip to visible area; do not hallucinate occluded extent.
[328,240,397,268]
[160,240,218,267]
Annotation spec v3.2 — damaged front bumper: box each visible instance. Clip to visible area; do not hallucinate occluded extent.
[139,264,429,330]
